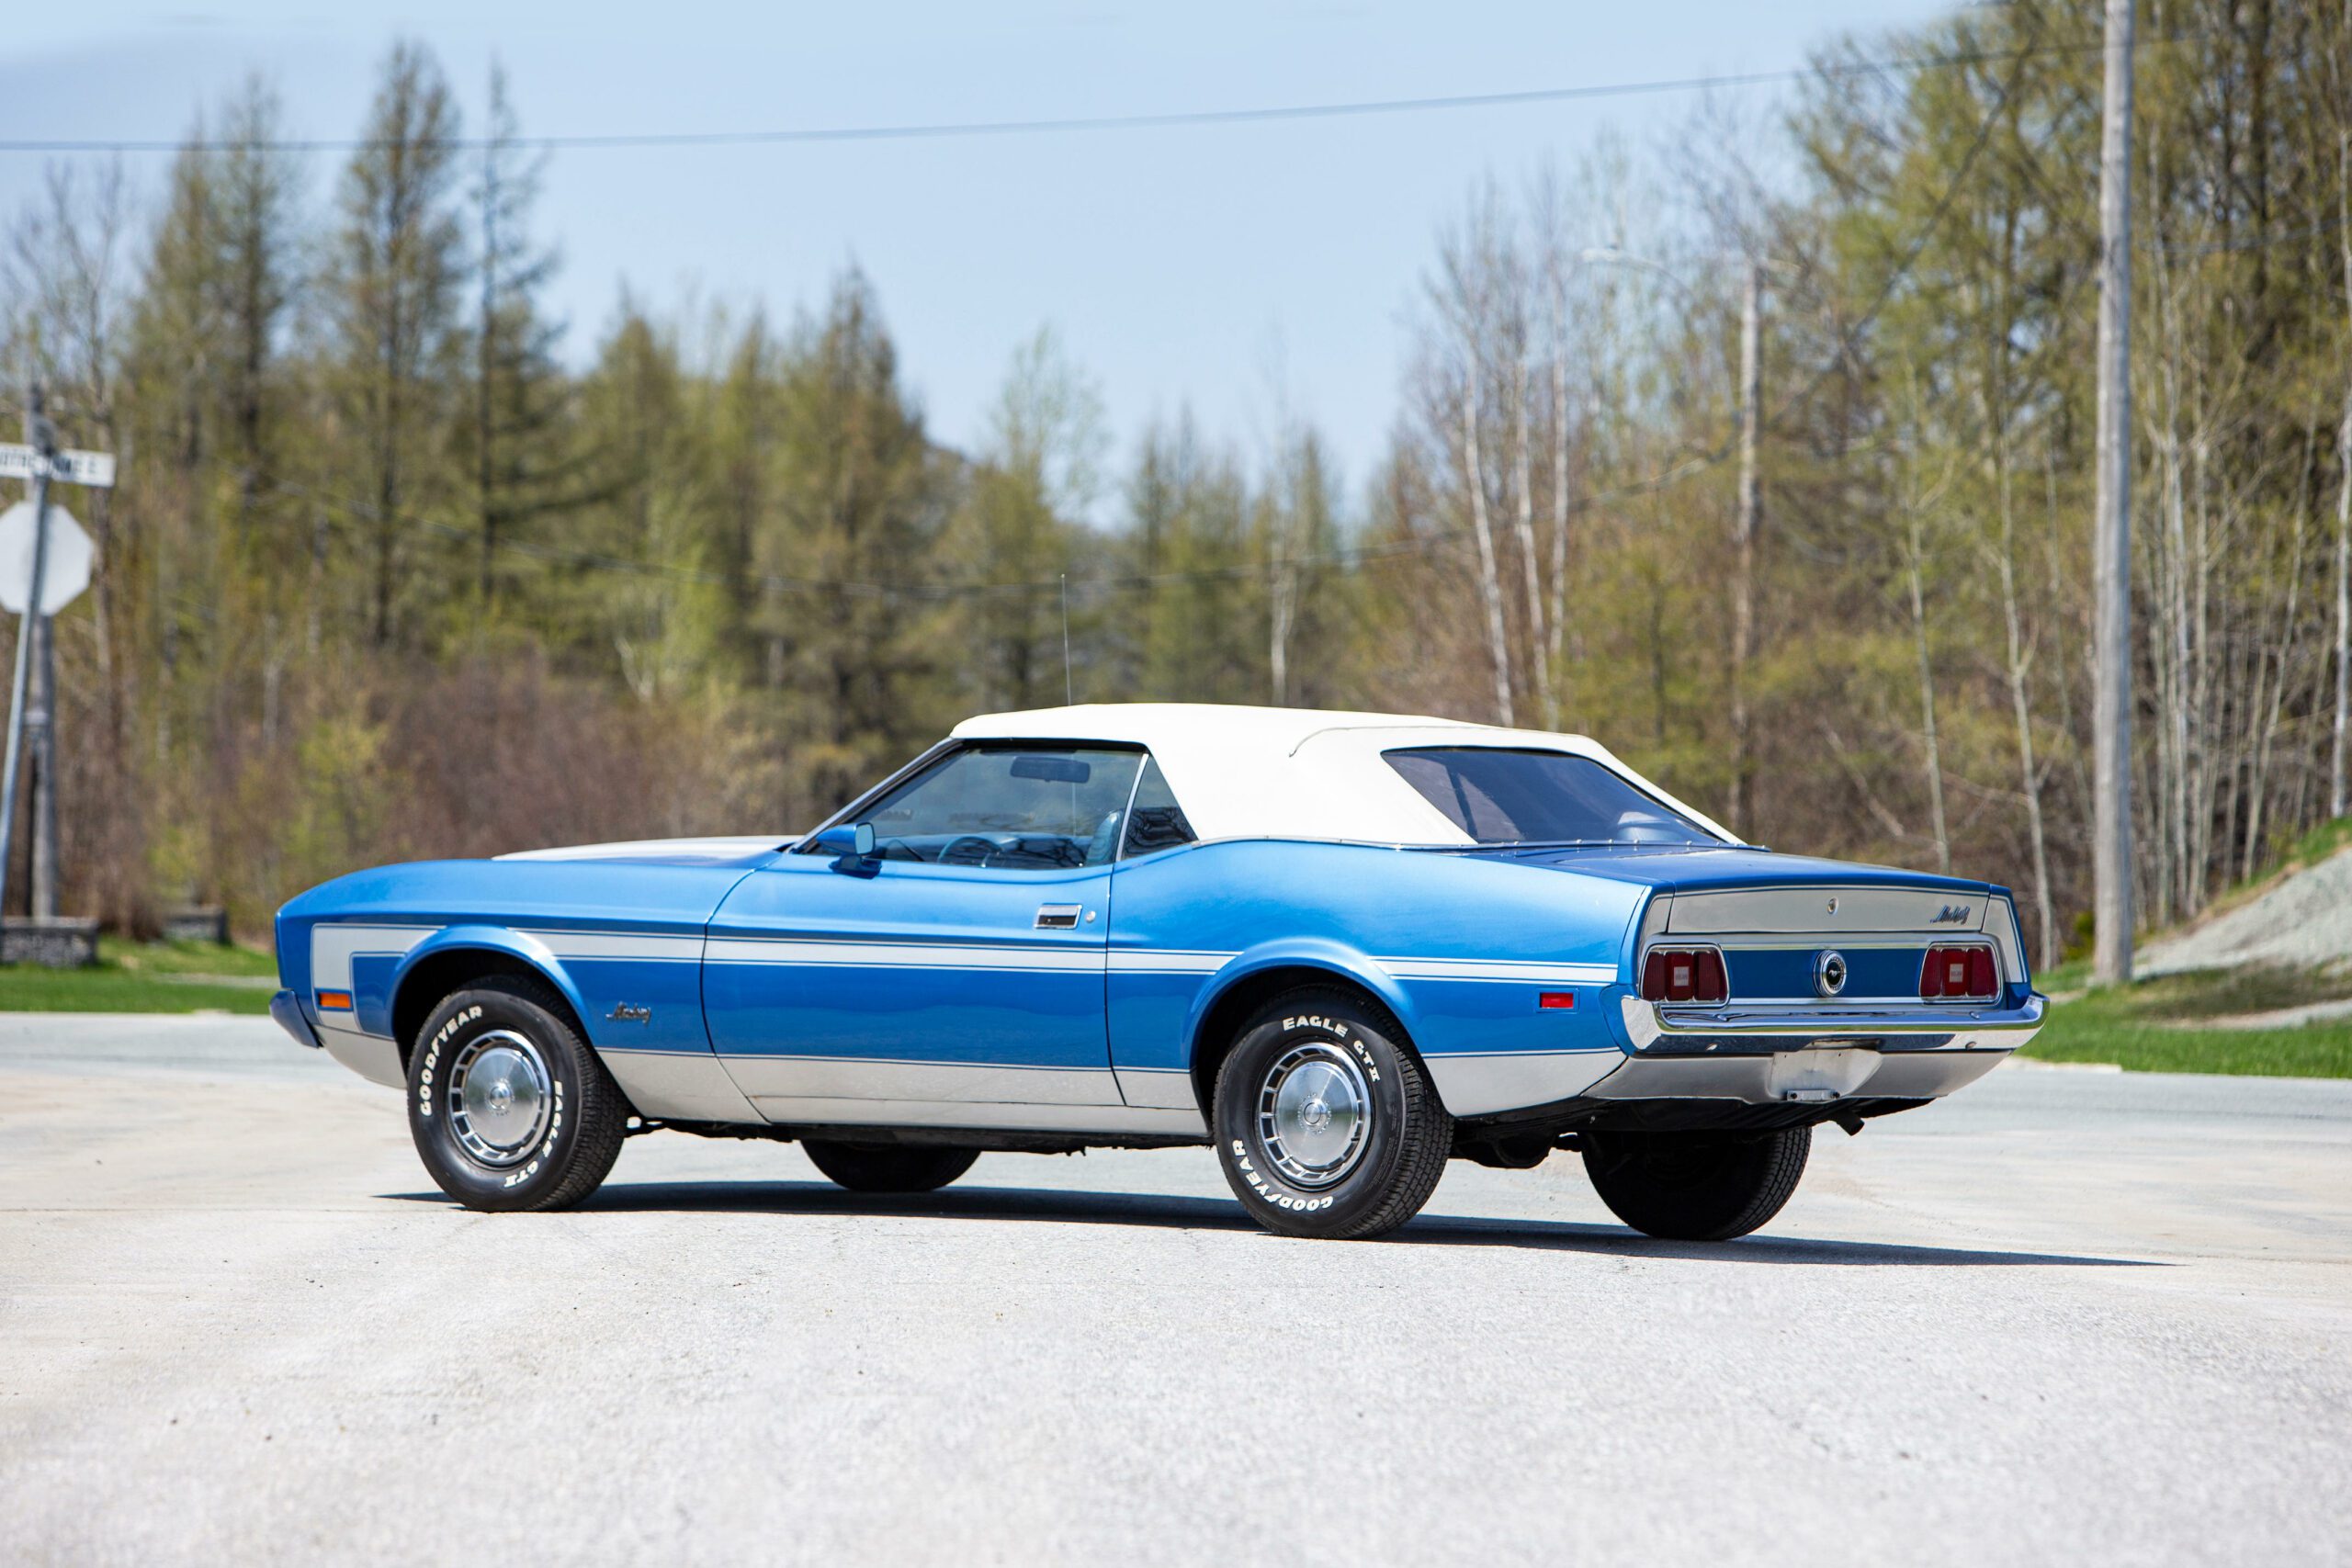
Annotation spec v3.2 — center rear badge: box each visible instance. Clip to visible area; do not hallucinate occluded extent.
[1814,950,1849,998]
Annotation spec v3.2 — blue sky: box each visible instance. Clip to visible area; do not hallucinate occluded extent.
[0,1,1951,511]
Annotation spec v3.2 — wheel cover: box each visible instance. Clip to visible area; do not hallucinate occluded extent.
[1256,1042,1371,1189]
[445,1029,554,1168]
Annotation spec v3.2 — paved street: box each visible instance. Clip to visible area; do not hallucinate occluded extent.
[2,1014,2347,1567]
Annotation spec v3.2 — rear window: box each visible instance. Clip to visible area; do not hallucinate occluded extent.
[1384,748,1717,846]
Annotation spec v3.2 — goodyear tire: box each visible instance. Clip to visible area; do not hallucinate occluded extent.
[1581,1126,1811,1241]
[1212,987,1452,1240]
[407,975,629,1213]
[801,1140,980,1193]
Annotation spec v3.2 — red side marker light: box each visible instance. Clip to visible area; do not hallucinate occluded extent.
[316,989,353,1011]
[1539,991,1576,1010]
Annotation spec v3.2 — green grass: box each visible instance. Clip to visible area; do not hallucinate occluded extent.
[2023,964,2352,1078]
[0,938,277,1014]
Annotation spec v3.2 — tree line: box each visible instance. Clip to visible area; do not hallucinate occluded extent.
[2,0,2347,970]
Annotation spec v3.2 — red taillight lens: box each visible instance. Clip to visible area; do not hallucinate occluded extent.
[1641,947,1726,1003]
[1920,944,1998,1000]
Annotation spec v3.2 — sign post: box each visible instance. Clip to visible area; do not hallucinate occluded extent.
[0,384,114,934]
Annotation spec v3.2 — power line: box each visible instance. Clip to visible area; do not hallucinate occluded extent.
[0,31,2185,156]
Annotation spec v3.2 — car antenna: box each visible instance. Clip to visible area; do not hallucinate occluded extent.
[1060,573,1074,705]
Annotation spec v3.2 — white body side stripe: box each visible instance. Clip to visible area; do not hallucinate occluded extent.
[311,924,435,993]
[1376,957,1617,985]
[514,930,705,964]
[705,938,1102,972]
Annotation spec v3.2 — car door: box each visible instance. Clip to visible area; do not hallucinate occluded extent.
[703,743,1145,1126]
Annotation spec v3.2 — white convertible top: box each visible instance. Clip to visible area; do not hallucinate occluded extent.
[949,703,1737,847]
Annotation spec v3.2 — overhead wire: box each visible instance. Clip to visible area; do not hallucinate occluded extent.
[0,29,2188,156]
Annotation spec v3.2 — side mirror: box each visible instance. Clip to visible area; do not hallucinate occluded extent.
[853,822,876,859]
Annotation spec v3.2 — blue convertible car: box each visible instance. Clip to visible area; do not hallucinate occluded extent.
[272,703,2044,1240]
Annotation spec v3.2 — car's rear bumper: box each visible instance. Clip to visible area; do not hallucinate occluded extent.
[1593,992,2045,1104]
[269,988,323,1051]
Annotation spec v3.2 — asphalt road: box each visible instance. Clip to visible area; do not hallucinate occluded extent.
[2,1015,2347,1567]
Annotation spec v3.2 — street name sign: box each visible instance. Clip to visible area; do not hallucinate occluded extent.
[0,444,116,488]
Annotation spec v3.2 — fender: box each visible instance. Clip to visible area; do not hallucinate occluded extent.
[1182,936,1420,1067]
[390,924,589,1043]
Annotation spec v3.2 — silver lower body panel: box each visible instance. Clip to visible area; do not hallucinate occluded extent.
[318,1021,403,1089]
[743,1096,1206,1137]
[1425,1049,1626,1117]
[600,1049,763,1122]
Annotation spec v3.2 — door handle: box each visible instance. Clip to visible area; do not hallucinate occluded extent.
[1035,904,1083,930]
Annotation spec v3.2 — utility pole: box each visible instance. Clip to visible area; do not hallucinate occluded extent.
[2092,0,2136,985]
[28,595,57,917]
[1729,260,1764,840]
[0,383,115,937]
[0,389,57,928]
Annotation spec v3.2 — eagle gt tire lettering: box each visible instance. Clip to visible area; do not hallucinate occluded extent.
[407,974,629,1213]
[1212,987,1453,1240]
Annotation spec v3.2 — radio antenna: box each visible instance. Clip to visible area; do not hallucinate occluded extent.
[1060,574,1074,705]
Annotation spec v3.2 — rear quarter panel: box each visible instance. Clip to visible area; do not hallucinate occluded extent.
[1107,840,1646,1116]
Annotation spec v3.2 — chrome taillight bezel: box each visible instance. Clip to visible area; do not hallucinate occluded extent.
[1918,940,2001,1002]
[1639,943,1730,1004]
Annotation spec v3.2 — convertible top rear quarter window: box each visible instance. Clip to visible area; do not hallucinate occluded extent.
[1385,747,1713,845]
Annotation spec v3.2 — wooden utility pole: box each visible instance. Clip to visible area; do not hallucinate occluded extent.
[0,385,116,935]
[0,389,57,925]
[2092,0,2137,984]
[1729,261,1764,840]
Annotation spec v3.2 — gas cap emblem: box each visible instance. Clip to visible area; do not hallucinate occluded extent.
[1814,950,1849,998]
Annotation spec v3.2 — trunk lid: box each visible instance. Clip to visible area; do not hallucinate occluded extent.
[1475,844,2022,1001]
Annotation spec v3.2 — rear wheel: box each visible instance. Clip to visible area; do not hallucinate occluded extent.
[1581,1126,1811,1241]
[1212,987,1452,1240]
[407,975,629,1213]
[801,1140,980,1193]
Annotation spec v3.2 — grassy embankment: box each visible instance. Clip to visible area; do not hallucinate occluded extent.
[0,936,276,1014]
[2025,962,2352,1078]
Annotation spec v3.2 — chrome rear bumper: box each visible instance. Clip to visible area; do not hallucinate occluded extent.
[1595,992,2045,1104]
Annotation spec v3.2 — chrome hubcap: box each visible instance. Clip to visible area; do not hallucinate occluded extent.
[447,1029,553,1168]
[1257,1042,1370,1188]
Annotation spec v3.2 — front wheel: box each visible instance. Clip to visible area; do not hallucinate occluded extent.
[1581,1126,1811,1241]
[1212,987,1452,1240]
[407,975,629,1213]
[802,1140,980,1193]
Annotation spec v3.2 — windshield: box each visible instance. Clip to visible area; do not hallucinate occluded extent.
[1383,747,1719,846]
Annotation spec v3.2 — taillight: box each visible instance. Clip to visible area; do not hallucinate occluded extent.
[1919,943,1998,1000]
[1641,946,1727,1003]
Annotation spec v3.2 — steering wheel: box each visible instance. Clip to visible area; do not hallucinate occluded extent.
[938,834,1002,867]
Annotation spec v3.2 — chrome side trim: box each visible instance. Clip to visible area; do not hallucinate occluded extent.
[600,1048,763,1122]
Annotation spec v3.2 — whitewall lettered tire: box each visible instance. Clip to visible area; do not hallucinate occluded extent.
[1212,987,1452,1240]
[406,975,629,1213]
